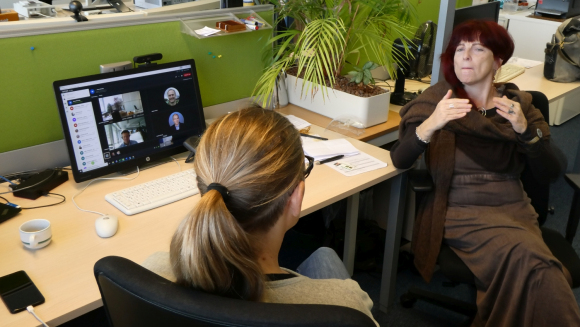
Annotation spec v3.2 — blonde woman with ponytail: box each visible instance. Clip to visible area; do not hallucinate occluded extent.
[143,107,377,325]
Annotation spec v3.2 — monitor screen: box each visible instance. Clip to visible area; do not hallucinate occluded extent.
[53,59,206,183]
[454,2,500,27]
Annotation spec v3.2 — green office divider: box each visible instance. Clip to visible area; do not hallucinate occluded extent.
[0,11,273,153]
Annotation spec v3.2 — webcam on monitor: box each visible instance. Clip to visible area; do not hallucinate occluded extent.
[133,53,163,67]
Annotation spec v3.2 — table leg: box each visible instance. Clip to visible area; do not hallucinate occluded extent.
[379,172,408,313]
[343,192,360,276]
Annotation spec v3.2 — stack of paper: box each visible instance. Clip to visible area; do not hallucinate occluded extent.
[195,26,221,37]
[506,57,543,69]
[302,139,359,161]
[285,115,311,130]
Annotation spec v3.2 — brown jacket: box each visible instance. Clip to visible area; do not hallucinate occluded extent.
[397,81,550,282]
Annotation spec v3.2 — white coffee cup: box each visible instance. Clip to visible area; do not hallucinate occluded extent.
[19,219,52,249]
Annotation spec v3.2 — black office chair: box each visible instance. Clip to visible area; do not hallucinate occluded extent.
[94,256,376,327]
[566,174,580,243]
[400,91,580,318]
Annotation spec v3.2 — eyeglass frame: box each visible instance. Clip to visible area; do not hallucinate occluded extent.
[304,155,314,179]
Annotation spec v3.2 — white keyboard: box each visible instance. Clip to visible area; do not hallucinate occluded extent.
[495,63,525,83]
[105,168,199,215]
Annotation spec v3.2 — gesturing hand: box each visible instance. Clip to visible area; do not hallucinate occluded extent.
[493,96,527,134]
[417,90,472,142]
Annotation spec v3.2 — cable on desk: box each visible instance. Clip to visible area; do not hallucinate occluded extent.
[170,156,182,171]
[0,193,66,210]
[72,167,140,216]
[1,167,69,182]
[0,170,57,195]
[0,175,16,185]
[27,306,49,327]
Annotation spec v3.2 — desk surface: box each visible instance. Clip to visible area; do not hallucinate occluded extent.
[277,104,401,143]
[0,123,402,327]
[507,64,580,102]
[276,78,435,143]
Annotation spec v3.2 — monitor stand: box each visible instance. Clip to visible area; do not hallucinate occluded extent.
[83,0,114,10]
[390,65,418,106]
[119,157,174,176]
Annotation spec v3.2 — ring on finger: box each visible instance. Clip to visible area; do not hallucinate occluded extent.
[449,103,455,108]
[510,103,515,109]
[508,109,515,115]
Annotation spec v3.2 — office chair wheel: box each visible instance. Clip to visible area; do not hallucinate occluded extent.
[400,293,417,308]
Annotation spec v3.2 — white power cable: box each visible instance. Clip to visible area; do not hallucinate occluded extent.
[72,167,140,216]
[27,306,49,327]
[170,156,182,171]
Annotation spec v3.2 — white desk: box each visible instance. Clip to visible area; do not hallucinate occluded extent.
[510,64,580,125]
[0,123,408,326]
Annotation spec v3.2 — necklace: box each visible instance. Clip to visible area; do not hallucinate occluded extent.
[478,107,486,116]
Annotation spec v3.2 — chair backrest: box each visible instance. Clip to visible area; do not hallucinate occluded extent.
[522,91,567,225]
[94,256,377,327]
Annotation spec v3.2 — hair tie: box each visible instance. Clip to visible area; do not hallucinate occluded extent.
[206,183,230,201]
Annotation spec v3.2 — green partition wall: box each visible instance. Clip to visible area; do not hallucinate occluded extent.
[0,11,273,153]
[413,0,473,24]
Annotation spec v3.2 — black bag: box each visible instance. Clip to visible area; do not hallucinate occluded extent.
[545,18,580,82]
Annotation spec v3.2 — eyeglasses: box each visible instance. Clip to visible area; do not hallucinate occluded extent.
[304,155,314,179]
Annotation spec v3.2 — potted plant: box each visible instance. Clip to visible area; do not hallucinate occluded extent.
[253,0,416,127]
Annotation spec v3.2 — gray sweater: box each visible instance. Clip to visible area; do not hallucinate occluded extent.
[142,252,379,326]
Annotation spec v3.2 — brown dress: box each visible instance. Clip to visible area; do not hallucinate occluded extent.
[390,81,580,326]
[444,135,580,326]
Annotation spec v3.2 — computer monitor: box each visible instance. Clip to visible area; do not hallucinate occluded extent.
[53,59,206,183]
[454,1,500,27]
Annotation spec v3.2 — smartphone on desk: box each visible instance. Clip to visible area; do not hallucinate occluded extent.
[0,271,45,313]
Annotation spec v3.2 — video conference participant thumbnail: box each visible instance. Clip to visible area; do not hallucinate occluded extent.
[141,83,199,111]
[119,130,137,148]
[150,110,197,136]
[170,112,184,131]
[99,91,144,123]
[103,116,147,150]
[165,88,179,106]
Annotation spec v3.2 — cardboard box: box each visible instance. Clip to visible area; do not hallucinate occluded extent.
[0,9,19,22]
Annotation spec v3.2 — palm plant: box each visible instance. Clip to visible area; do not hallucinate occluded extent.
[253,0,417,107]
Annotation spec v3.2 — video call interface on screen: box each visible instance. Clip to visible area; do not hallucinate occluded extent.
[57,64,203,174]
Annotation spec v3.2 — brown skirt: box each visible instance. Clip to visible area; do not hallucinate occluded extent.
[444,174,580,327]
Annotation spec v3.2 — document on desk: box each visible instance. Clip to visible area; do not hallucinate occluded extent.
[325,152,388,176]
[302,138,359,161]
[507,57,543,69]
[286,115,311,130]
[195,26,221,36]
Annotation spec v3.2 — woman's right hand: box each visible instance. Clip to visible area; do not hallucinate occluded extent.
[416,90,472,142]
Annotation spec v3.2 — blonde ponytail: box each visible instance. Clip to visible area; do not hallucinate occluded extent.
[170,107,304,301]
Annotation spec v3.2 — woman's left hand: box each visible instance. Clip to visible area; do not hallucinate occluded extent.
[493,96,528,134]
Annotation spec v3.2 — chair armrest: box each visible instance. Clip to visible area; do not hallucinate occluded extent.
[408,169,434,193]
[565,174,580,191]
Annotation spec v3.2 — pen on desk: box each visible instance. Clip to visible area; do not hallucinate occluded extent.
[316,155,344,165]
[300,133,328,141]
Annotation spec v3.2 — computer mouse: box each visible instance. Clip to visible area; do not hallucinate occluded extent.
[95,215,118,238]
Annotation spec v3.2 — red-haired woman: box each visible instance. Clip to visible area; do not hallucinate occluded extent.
[390,20,580,326]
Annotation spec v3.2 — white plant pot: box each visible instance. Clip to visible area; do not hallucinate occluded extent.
[286,75,390,127]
